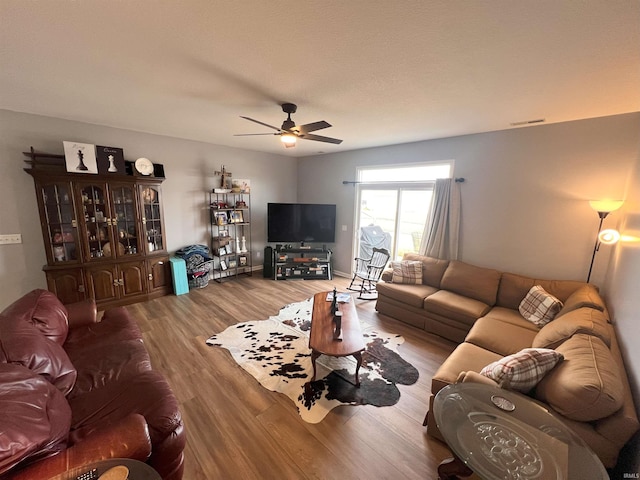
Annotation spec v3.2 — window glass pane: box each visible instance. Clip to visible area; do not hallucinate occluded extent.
[359,163,451,182]
[357,190,397,259]
[396,190,432,260]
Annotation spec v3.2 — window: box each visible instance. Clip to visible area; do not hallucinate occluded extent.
[354,162,453,262]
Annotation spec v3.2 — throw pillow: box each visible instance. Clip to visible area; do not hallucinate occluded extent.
[391,260,423,284]
[479,348,564,392]
[519,285,563,327]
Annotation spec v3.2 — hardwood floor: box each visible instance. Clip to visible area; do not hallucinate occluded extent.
[126,274,458,479]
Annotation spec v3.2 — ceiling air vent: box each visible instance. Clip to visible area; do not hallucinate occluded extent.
[510,119,546,126]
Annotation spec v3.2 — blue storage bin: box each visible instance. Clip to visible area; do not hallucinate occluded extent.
[170,256,189,295]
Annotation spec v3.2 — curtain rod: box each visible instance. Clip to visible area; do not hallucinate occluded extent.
[342,177,465,185]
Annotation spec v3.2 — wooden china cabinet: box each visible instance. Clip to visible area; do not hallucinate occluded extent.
[24,148,172,308]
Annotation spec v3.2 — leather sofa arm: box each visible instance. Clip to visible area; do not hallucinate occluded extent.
[66,299,98,329]
[7,414,151,480]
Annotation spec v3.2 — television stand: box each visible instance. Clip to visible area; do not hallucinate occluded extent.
[274,247,332,281]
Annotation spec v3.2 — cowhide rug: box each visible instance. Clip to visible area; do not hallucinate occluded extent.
[206,296,419,423]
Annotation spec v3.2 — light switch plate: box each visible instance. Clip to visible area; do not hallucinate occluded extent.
[0,234,22,244]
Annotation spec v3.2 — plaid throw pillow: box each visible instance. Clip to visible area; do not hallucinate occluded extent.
[391,260,423,284]
[519,285,563,327]
[480,348,564,392]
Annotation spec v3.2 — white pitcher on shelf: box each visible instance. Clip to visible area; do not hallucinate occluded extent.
[240,236,248,253]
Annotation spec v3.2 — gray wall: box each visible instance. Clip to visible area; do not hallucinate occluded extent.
[605,148,640,474]
[298,113,640,287]
[0,109,297,308]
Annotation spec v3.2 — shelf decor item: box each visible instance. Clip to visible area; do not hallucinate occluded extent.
[63,141,98,174]
[134,157,154,176]
[232,178,250,193]
[215,211,228,226]
[230,210,244,223]
[96,145,125,174]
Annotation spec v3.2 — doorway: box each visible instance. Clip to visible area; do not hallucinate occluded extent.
[354,163,452,262]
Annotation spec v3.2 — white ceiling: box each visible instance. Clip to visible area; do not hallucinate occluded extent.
[1,1,639,157]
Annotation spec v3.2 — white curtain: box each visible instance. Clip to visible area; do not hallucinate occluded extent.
[419,178,461,259]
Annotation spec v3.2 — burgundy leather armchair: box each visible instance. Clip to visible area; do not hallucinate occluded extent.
[0,290,184,479]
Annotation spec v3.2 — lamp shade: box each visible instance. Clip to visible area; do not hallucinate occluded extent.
[589,200,623,213]
[598,229,621,245]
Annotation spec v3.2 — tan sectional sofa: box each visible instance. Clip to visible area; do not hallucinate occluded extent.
[375,253,639,468]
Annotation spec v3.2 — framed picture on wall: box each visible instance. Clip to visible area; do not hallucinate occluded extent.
[230,210,244,223]
[63,141,98,174]
[214,211,228,226]
[96,145,126,174]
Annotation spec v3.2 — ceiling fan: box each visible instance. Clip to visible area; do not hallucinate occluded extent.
[235,103,343,148]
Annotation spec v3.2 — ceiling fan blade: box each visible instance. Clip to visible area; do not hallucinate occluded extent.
[234,133,279,136]
[240,116,281,132]
[298,133,343,144]
[296,120,331,134]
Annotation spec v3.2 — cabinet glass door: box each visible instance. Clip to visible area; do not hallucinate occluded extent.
[41,182,79,263]
[111,184,141,256]
[78,183,114,260]
[141,185,164,253]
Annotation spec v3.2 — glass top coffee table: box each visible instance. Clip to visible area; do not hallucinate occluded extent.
[51,458,161,480]
[433,382,608,480]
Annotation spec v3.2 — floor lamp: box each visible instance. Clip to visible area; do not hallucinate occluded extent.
[586,200,623,283]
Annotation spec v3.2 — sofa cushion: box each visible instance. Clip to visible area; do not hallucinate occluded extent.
[465,315,538,356]
[67,339,152,399]
[64,307,144,358]
[518,285,563,327]
[535,334,624,422]
[533,308,612,349]
[496,273,536,310]
[480,306,540,331]
[402,253,450,288]
[0,313,77,395]
[556,284,606,318]
[0,289,69,345]
[424,290,491,326]
[390,260,422,284]
[0,363,71,475]
[440,260,501,305]
[479,348,564,392]
[535,278,590,303]
[376,282,438,309]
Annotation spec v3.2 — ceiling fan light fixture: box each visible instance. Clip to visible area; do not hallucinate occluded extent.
[280,133,297,147]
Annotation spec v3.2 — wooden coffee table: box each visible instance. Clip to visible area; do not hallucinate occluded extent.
[309,291,365,386]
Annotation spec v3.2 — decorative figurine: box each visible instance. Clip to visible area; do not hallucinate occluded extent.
[214,165,232,189]
[107,154,118,172]
[240,236,248,253]
[76,149,88,171]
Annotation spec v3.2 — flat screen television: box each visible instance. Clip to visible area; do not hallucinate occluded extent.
[268,203,336,244]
